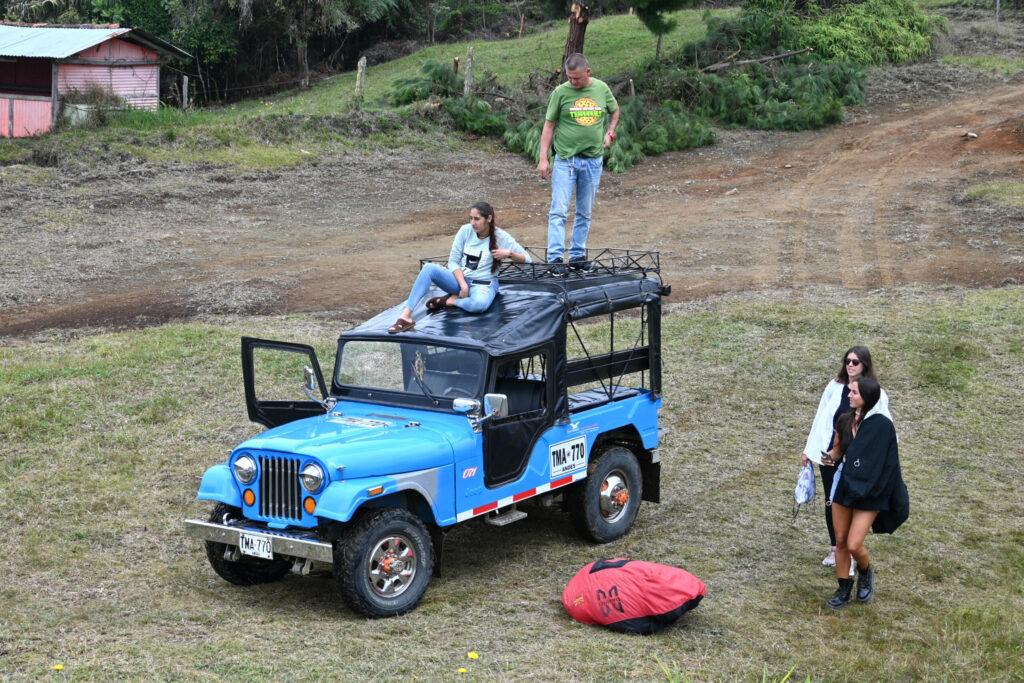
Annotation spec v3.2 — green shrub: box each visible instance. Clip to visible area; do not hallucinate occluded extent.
[794,0,946,65]
[503,119,545,163]
[441,96,510,136]
[385,60,463,106]
[607,97,717,172]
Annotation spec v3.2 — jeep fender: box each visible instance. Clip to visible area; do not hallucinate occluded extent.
[196,463,242,508]
[315,464,456,526]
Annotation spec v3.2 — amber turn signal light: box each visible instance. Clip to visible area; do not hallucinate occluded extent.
[367,485,384,497]
[243,489,255,506]
[304,497,316,514]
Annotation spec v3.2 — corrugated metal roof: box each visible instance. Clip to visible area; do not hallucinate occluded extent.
[0,23,190,59]
[0,24,131,58]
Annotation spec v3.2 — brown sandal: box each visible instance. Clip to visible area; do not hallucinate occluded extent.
[425,295,449,312]
[387,318,415,334]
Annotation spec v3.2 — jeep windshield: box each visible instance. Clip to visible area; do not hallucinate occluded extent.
[334,340,485,403]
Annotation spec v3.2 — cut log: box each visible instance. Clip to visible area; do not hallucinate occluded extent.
[700,47,813,73]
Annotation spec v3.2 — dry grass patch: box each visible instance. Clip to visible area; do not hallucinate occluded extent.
[1,287,1022,679]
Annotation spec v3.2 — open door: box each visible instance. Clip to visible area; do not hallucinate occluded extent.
[483,348,553,487]
[242,336,328,429]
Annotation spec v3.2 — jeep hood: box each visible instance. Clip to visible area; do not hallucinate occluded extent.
[236,407,461,479]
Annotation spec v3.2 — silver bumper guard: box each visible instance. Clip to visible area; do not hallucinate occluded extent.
[183,519,334,563]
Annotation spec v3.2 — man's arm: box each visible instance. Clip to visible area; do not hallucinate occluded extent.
[537,119,557,179]
[604,107,619,149]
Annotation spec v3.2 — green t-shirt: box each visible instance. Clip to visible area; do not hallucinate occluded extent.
[544,78,618,159]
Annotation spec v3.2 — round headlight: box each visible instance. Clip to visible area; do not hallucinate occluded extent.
[300,463,325,493]
[234,455,257,484]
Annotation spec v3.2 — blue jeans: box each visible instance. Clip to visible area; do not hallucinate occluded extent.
[547,154,604,262]
[404,263,498,313]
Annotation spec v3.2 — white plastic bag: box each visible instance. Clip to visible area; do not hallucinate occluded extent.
[795,462,815,505]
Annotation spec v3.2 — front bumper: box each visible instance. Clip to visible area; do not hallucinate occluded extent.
[183,519,334,563]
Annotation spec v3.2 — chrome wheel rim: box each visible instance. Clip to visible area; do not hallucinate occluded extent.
[599,469,631,523]
[368,534,416,598]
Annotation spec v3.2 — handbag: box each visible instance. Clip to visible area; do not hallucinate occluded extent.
[795,462,815,505]
[793,461,815,521]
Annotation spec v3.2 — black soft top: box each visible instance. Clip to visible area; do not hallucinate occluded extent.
[342,249,666,356]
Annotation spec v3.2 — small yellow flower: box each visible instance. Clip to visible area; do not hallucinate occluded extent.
[467,651,479,660]
[458,668,467,674]
[53,664,64,670]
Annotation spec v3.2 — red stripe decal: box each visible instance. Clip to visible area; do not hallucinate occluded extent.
[473,501,498,515]
[513,489,535,502]
[550,475,574,489]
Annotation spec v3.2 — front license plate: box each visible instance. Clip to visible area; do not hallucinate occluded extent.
[238,531,274,560]
[550,435,587,478]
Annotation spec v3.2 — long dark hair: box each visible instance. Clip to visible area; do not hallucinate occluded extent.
[835,376,882,454]
[854,376,881,415]
[836,344,878,384]
[470,201,501,274]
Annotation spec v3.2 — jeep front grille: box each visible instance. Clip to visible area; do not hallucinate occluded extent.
[259,455,302,520]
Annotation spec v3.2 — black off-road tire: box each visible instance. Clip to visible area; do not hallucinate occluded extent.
[569,445,643,543]
[334,508,434,618]
[204,503,292,585]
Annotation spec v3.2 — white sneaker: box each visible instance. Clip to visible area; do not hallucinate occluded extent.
[823,548,836,567]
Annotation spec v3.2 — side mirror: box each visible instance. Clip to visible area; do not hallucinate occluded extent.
[484,393,508,419]
[461,394,507,430]
[302,365,336,412]
[303,366,319,396]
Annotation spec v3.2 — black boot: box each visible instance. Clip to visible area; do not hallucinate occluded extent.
[856,565,874,603]
[826,578,854,610]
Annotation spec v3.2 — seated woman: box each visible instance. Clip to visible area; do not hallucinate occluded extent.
[388,202,531,334]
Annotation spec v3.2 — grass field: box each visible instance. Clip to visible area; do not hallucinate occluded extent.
[1,286,1022,679]
[285,10,717,113]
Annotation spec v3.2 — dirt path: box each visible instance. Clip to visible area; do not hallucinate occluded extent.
[2,79,1023,342]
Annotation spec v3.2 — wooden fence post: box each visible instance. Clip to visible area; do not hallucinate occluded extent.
[181,75,189,109]
[464,46,473,97]
[356,56,367,109]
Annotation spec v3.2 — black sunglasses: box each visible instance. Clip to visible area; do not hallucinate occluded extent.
[845,358,862,366]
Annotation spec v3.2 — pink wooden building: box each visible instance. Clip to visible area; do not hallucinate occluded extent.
[0,23,189,138]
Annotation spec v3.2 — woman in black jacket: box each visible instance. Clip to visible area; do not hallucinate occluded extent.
[824,376,907,610]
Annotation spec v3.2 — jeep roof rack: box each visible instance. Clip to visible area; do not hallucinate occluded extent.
[346,249,667,356]
[419,247,663,289]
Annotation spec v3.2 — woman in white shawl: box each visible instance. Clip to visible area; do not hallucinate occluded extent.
[801,346,891,569]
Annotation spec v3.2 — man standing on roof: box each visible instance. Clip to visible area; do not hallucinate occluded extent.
[538,53,619,273]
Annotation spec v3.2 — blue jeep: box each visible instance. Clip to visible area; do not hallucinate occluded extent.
[184,250,668,617]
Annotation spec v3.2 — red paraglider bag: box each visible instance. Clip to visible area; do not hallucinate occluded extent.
[562,558,706,634]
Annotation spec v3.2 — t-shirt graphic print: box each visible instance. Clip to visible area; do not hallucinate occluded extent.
[463,250,482,270]
[570,98,603,126]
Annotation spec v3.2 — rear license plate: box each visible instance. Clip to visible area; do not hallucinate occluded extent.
[238,531,273,560]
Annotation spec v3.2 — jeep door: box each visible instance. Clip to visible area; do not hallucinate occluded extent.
[241,336,329,429]
[482,348,554,487]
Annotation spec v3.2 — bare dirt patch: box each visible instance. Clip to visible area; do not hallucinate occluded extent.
[2,14,1023,342]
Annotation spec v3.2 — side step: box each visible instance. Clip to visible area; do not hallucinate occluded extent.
[484,505,528,526]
